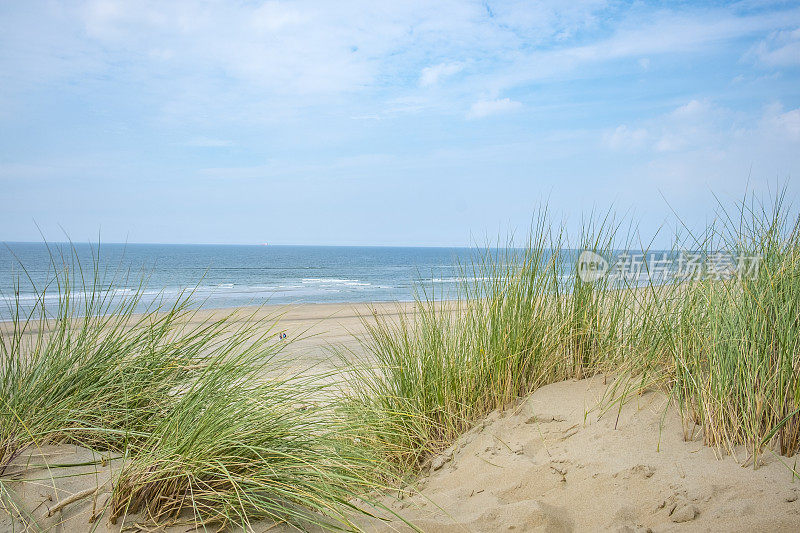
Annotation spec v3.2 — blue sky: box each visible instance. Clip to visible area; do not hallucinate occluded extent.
[1,1,799,246]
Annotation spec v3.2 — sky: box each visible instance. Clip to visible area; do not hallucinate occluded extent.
[1,0,799,247]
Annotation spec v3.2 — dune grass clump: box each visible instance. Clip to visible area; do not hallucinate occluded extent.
[347,189,800,472]
[343,213,632,471]
[554,215,636,379]
[0,246,218,470]
[645,191,800,462]
[110,368,388,530]
[0,244,394,531]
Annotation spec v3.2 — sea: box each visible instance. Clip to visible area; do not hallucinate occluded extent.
[0,243,475,319]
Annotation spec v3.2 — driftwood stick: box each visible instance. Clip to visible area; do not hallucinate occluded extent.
[48,486,98,516]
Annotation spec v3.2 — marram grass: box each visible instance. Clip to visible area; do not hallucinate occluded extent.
[344,189,800,473]
[1,245,210,469]
[638,190,800,463]
[0,244,397,531]
[340,211,634,471]
[109,370,392,530]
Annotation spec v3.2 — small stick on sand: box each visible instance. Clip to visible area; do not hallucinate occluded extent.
[48,486,99,516]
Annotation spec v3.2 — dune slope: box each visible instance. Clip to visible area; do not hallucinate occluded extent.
[370,375,800,532]
[3,375,799,532]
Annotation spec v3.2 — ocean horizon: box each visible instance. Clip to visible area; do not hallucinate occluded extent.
[0,242,478,319]
[1,242,687,320]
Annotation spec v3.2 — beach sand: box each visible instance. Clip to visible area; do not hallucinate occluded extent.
[0,300,414,374]
[2,303,799,532]
[364,375,800,532]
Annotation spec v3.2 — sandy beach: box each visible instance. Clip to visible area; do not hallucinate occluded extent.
[3,301,799,532]
[0,300,414,373]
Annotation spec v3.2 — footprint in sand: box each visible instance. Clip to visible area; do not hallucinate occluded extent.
[659,490,701,523]
[472,499,573,532]
[613,464,655,480]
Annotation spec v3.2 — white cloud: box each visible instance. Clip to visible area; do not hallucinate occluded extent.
[762,103,800,141]
[2,0,798,125]
[78,0,407,94]
[466,98,522,119]
[419,62,463,87]
[654,134,687,153]
[75,1,798,101]
[653,99,720,152]
[603,125,648,150]
[748,27,800,67]
[487,7,800,94]
[601,99,739,154]
[590,98,800,206]
[602,99,725,154]
[673,99,709,116]
[600,98,800,190]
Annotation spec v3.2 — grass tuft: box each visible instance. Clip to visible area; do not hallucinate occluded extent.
[1,243,394,531]
[341,211,632,471]
[344,189,800,472]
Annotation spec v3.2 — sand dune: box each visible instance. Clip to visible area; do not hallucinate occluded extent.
[3,305,799,532]
[366,376,800,532]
